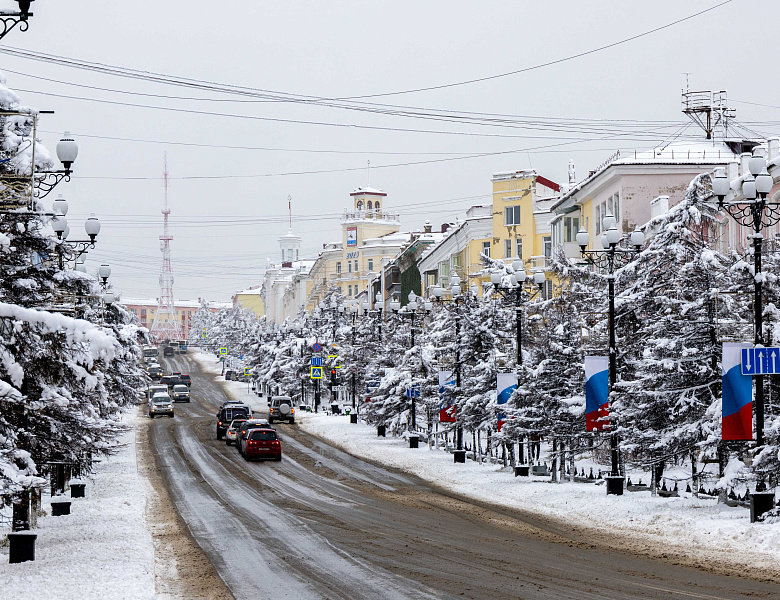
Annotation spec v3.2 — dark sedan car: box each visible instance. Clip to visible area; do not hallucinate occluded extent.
[242,428,282,461]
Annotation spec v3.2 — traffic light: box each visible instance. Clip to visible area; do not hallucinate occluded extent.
[330,368,337,385]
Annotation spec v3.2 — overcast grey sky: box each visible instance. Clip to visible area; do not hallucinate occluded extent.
[3,0,777,301]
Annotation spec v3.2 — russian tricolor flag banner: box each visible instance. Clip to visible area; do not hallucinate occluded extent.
[722,342,753,441]
[438,370,456,423]
[496,373,517,432]
[584,356,609,432]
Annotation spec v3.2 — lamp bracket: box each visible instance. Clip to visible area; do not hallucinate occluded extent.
[35,171,71,199]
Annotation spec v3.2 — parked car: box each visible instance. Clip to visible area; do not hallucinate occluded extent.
[171,384,190,402]
[268,396,295,424]
[236,419,271,454]
[242,428,282,461]
[149,393,174,418]
[147,384,169,401]
[216,404,251,440]
[179,374,192,387]
[225,418,248,446]
[224,370,236,381]
[163,346,174,357]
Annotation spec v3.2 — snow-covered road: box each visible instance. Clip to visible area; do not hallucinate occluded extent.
[151,351,780,599]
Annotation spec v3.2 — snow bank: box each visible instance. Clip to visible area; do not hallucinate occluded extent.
[0,410,155,599]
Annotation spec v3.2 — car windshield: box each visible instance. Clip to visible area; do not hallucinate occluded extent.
[173,385,188,392]
[224,408,249,421]
[154,398,171,404]
[229,420,247,429]
[250,430,278,441]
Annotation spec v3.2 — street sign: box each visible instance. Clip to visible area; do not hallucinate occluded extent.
[328,355,341,368]
[239,354,244,360]
[406,384,421,398]
[311,366,323,379]
[219,347,227,355]
[201,329,208,339]
[312,342,322,353]
[243,367,252,376]
[333,385,346,391]
[311,357,323,366]
[741,346,780,375]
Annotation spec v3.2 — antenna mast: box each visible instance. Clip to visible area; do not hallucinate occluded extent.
[149,153,183,342]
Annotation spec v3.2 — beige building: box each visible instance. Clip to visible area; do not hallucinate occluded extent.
[232,285,265,317]
[306,186,407,309]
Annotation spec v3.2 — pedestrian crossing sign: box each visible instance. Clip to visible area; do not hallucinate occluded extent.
[243,367,252,376]
[311,366,323,379]
[219,347,227,355]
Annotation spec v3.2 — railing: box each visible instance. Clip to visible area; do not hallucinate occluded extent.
[342,209,400,222]
[527,255,551,270]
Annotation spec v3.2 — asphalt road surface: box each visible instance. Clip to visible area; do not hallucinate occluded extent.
[149,354,780,600]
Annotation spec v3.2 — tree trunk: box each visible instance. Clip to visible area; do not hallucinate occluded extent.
[650,461,658,497]
[690,450,698,492]
[559,440,566,483]
[551,438,558,483]
[569,448,576,483]
[717,443,728,504]
[30,487,40,528]
[472,430,478,462]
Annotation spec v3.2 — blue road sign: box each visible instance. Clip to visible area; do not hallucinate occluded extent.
[312,343,322,353]
[311,357,323,366]
[741,346,780,375]
[311,366,323,379]
[406,384,421,398]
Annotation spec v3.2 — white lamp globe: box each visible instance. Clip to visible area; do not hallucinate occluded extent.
[533,271,546,286]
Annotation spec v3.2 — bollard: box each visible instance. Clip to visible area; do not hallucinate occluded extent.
[350,414,358,424]
[453,450,466,463]
[70,480,86,499]
[377,425,386,437]
[8,532,37,563]
[51,497,72,516]
[408,435,419,449]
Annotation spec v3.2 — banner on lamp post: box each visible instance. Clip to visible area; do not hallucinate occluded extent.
[722,342,753,440]
[496,372,517,432]
[584,356,609,432]
[438,370,456,422]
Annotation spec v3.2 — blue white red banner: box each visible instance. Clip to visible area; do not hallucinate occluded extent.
[496,372,517,432]
[584,356,609,432]
[722,342,753,441]
[438,370,456,422]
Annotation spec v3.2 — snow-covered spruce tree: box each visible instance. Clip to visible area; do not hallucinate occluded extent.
[614,173,749,488]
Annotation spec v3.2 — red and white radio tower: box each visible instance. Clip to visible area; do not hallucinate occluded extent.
[150,153,182,342]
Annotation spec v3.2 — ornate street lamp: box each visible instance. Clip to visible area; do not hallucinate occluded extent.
[36,132,79,199]
[577,214,644,495]
[0,1,34,42]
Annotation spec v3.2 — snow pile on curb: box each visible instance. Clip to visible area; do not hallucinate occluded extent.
[0,410,155,599]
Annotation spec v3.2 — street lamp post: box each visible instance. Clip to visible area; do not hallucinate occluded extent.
[712,153,780,509]
[349,302,358,411]
[0,1,34,43]
[576,214,645,495]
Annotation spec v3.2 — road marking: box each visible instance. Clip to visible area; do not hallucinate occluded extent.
[620,579,735,599]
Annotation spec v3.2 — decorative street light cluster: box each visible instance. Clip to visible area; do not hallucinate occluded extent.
[711,147,780,505]
[576,213,645,495]
[0,0,34,43]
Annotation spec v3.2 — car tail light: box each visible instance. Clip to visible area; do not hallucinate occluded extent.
[272,441,280,446]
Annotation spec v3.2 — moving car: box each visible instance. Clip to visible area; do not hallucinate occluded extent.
[178,342,188,354]
[149,393,174,418]
[160,375,178,390]
[171,384,190,402]
[147,384,169,401]
[268,396,295,424]
[179,374,192,387]
[236,419,271,454]
[225,418,248,446]
[216,404,251,440]
[147,365,162,381]
[163,346,174,357]
[242,428,282,461]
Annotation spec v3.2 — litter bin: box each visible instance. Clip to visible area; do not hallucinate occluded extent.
[409,435,419,449]
[514,465,530,477]
[70,479,86,498]
[453,450,466,463]
[51,497,71,516]
[331,404,341,415]
[350,414,358,424]
[750,492,776,523]
[377,425,386,437]
[605,475,625,496]
[7,532,37,564]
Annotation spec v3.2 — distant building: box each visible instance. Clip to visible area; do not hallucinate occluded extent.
[120,297,226,334]
[232,285,265,317]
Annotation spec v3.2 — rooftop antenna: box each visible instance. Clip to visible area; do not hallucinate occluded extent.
[288,194,292,230]
[681,88,735,140]
[683,72,692,94]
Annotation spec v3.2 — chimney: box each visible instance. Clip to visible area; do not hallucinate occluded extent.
[441,223,450,234]
[424,220,432,234]
[568,159,576,186]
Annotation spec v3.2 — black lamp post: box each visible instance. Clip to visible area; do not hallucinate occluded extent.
[711,154,780,508]
[0,1,34,42]
[576,215,645,495]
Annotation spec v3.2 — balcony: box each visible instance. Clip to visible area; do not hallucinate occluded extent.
[527,255,551,270]
[342,209,400,223]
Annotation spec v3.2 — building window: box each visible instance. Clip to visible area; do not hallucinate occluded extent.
[141,309,146,314]
[354,260,358,272]
[543,236,552,258]
[482,241,490,258]
[368,258,374,271]
[564,216,580,242]
[451,253,462,270]
[608,193,620,223]
[348,261,352,273]
[367,200,373,210]
[504,206,521,226]
[348,285,352,296]
[439,261,450,284]
[516,238,523,260]
[357,201,363,210]
[543,279,553,300]
[375,201,380,210]
[505,239,512,258]
[336,262,342,274]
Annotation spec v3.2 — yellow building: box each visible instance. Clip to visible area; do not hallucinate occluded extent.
[306,187,409,308]
[490,170,560,296]
[232,286,265,317]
